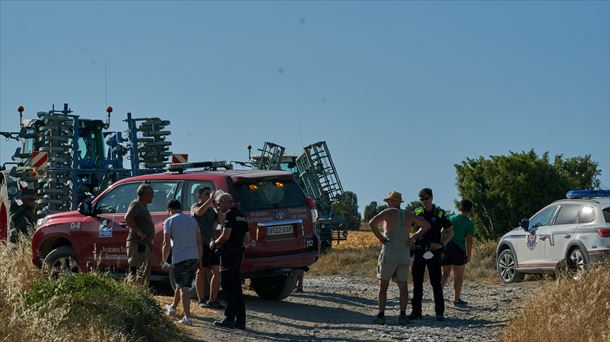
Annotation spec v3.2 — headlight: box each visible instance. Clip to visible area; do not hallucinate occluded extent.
[36,217,49,228]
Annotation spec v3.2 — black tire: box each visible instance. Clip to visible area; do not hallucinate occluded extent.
[497,249,525,283]
[168,267,198,299]
[568,247,587,279]
[43,246,80,280]
[251,272,297,301]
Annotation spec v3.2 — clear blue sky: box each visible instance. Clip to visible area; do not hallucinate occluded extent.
[1,1,609,216]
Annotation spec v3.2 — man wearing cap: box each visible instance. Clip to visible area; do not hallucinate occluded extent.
[369,191,431,325]
[409,188,454,321]
[124,183,155,285]
[210,193,251,330]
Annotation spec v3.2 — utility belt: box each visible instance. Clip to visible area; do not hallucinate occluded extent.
[411,244,443,257]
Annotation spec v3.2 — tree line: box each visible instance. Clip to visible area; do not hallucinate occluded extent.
[352,150,601,240]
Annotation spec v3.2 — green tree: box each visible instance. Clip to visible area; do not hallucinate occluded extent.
[363,201,388,221]
[404,200,422,213]
[332,191,361,230]
[455,150,601,240]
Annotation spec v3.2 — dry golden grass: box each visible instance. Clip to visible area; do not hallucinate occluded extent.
[310,228,498,283]
[499,265,610,342]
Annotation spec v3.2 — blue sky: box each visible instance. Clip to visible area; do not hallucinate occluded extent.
[1,1,609,217]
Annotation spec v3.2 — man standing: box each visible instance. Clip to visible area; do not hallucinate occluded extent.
[441,199,476,306]
[409,188,454,321]
[161,199,202,325]
[191,187,225,309]
[369,191,431,325]
[124,183,155,285]
[210,193,251,330]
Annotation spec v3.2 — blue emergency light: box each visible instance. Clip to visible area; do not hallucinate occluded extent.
[566,190,610,199]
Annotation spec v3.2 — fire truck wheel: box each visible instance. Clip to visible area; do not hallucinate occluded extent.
[43,246,80,280]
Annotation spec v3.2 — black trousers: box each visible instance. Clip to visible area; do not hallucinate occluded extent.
[220,250,245,324]
[411,252,445,315]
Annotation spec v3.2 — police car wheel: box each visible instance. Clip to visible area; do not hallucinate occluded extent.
[497,249,524,283]
[568,247,587,279]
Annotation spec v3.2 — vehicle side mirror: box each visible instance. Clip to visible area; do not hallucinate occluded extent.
[78,201,96,217]
[520,218,529,232]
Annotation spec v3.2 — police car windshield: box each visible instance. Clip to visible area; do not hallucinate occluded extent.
[235,179,306,212]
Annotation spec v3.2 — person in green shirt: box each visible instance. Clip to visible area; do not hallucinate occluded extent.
[441,199,476,306]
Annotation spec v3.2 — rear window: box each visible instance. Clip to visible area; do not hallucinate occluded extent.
[604,208,610,223]
[235,179,306,211]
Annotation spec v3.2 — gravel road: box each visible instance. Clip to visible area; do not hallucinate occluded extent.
[160,275,541,341]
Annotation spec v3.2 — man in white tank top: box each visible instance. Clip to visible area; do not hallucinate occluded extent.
[369,191,431,325]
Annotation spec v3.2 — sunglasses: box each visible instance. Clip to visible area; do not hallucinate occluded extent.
[419,196,431,201]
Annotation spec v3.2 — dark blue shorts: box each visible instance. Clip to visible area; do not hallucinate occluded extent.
[173,259,198,288]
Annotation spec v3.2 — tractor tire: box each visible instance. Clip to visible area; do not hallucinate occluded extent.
[251,272,298,301]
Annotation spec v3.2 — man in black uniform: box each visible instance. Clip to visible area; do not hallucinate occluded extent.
[409,188,454,321]
[210,192,251,330]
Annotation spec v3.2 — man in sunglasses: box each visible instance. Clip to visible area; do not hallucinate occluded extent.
[409,188,454,321]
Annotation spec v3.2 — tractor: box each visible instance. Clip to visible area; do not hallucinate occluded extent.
[0,103,172,242]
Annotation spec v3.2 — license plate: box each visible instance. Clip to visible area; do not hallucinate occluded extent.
[267,225,293,236]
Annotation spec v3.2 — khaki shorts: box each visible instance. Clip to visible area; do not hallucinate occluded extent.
[127,242,151,282]
[377,250,410,283]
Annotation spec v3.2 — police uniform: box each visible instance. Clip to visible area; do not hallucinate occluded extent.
[219,206,249,327]
[411,205,452,317]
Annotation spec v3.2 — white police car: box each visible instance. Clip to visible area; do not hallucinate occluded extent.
[496,190,610,283]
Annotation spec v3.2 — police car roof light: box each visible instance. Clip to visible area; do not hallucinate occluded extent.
[565,190,610,199]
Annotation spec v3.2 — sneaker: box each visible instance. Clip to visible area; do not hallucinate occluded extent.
[294,287,304,293]
[398,315,409,325]
[407,311,422,320]
[178,316,193,325]
[373,316,386,325]
[198,300,207,308]
[213,319,235,329]
[454,299,468,306]
[164,304,176,316]
[208,300,225,310]
[436,313,445,322]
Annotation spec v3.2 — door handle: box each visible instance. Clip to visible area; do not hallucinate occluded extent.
[538,235,547,241]
[564,234,571,239]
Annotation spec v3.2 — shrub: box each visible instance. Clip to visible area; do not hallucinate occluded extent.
[0,238,183,342]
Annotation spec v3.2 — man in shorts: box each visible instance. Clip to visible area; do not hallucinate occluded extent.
[369,191,431,325]
[441,199,476,306]
[191,187,225,309]
[124,183,155,285]
[161,199,203,325]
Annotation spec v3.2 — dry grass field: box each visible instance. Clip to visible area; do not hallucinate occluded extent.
[309,226,498,283]
[499,265,610,342]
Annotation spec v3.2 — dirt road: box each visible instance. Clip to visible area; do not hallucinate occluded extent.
[157,275,541,341]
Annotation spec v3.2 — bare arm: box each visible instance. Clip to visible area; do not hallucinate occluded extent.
[211,227,232,249]
[243,230,251,246]
[192,191,216,217]
[407,214,431,240]
[441,226,454,246]
[466,235,474,263]
[368,210,389,244]
[161,233,171,264]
